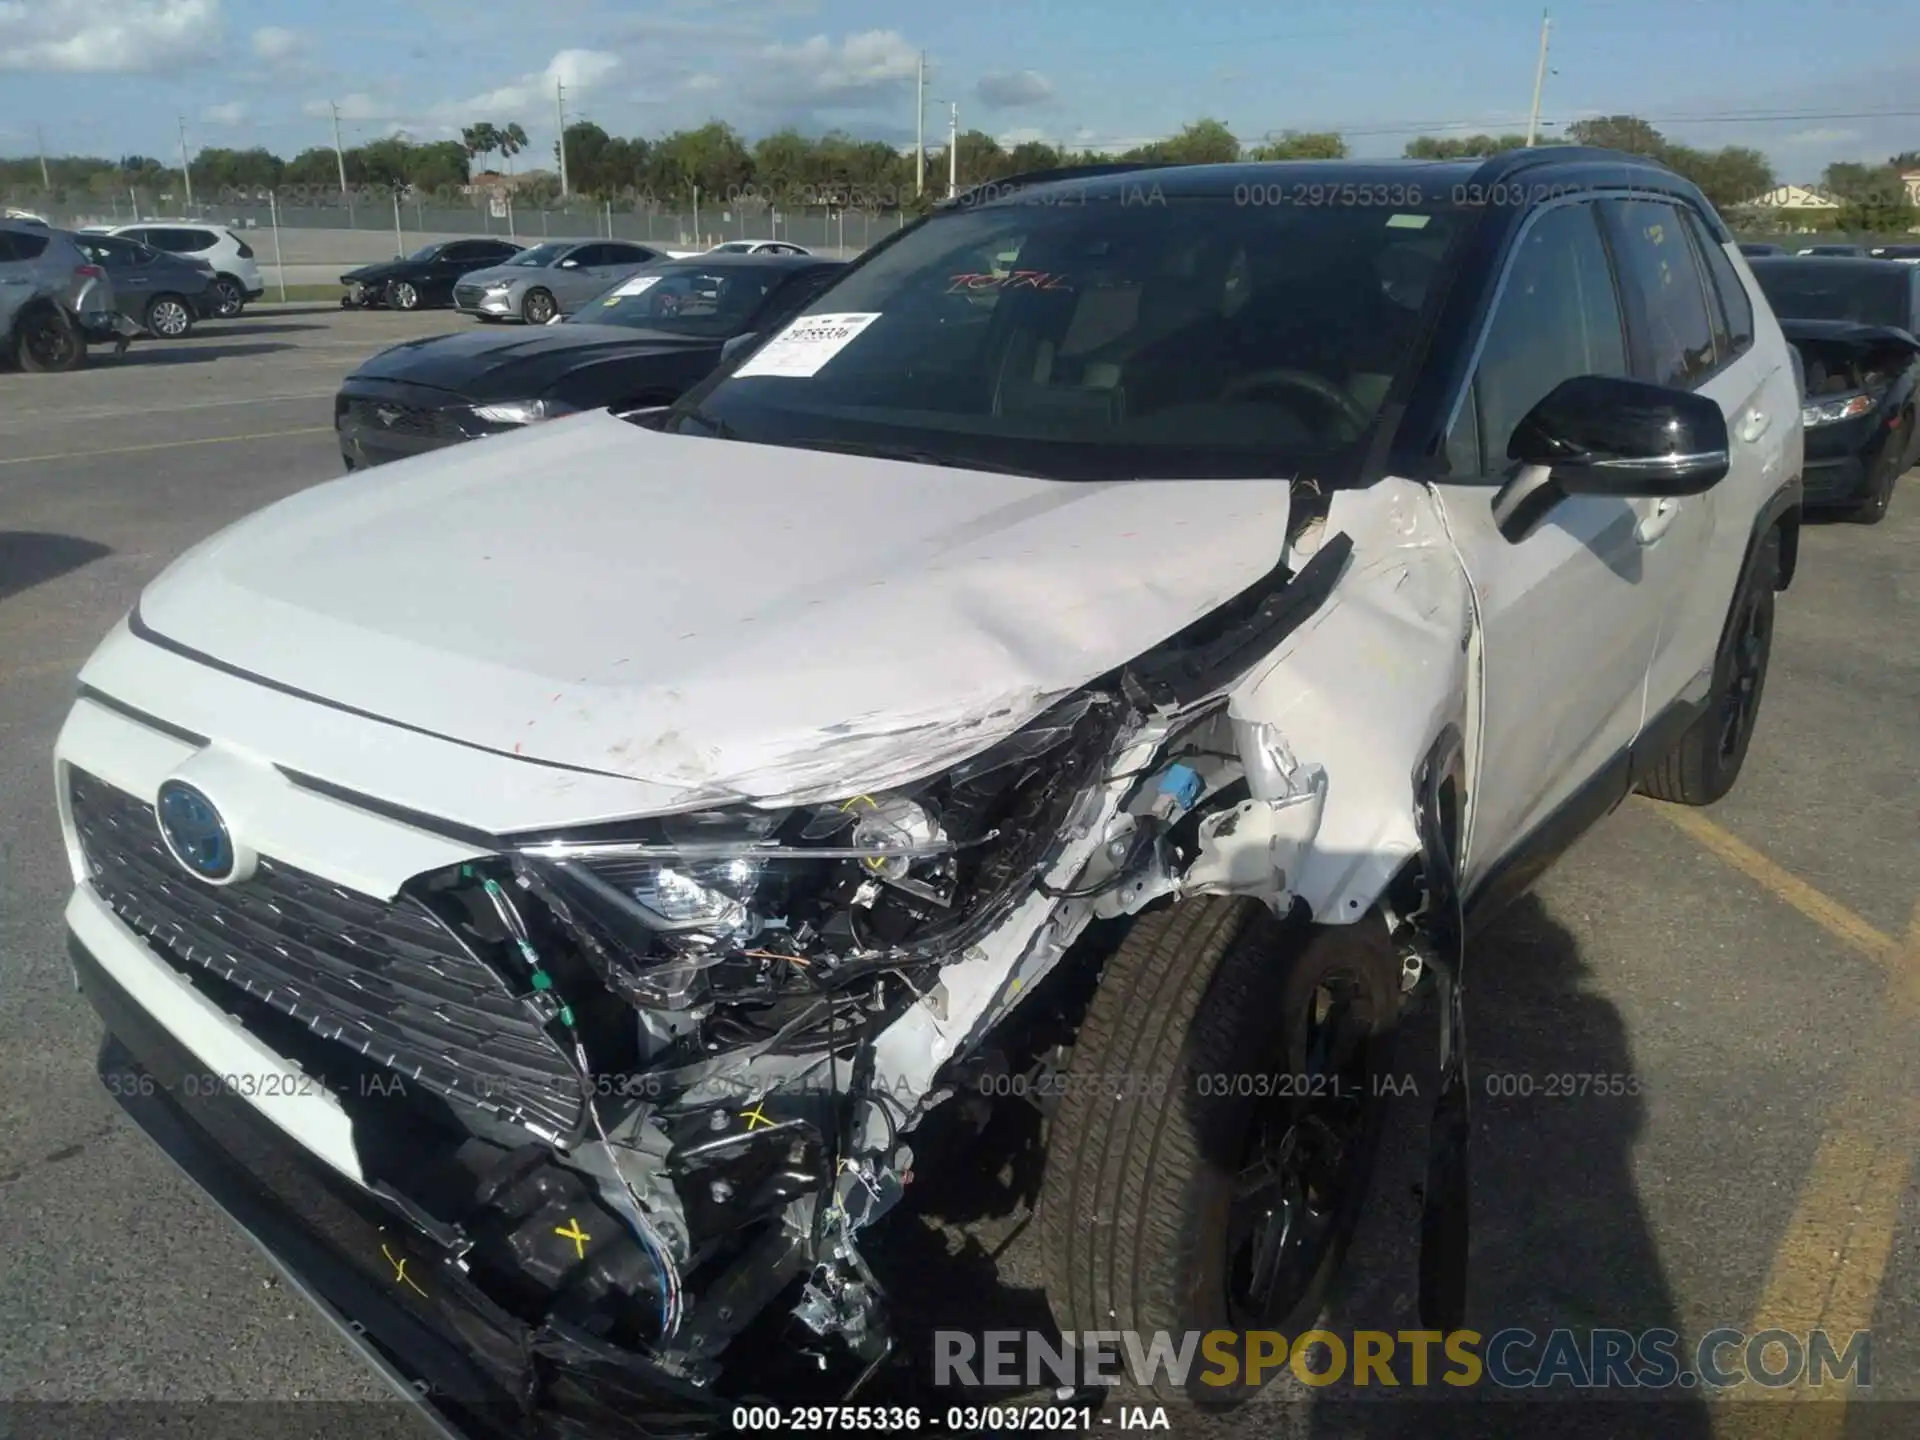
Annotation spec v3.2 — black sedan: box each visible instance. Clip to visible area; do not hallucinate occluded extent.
[1750,255,1920,522]
[340,237,526,311]
[72,232,219,339]
[336,253,843,469]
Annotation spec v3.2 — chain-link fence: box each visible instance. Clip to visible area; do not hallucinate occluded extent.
[7,184,910,255]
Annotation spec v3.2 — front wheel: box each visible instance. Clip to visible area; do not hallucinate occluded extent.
[387,280,420,311]
[521,287,557,325]
[1036,897,1402,1407]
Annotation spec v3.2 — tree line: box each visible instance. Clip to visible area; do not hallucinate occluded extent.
[3,113,1913,228]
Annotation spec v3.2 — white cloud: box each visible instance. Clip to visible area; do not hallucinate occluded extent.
[202,101,245,124]
[0,0,220,73]
[250,25,298,62]
[452,49,621,118]
[975,70,1053,109]
[755,29,917,103]
[1780,127,1861,148]
[684,73,723,93]
[303,92,386,122]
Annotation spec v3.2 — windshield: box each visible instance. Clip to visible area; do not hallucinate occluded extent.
[1755,265,1909,327]
[664,186,1467,480]
[505,242,569,268]
[577,265,784,334]
[406,242,445,262]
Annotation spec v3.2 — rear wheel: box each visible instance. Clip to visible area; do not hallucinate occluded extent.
[145,294,194,339]
[521,287,557,325]
[1638,529,1778,806]
[1036,898,1401,1406]
[12,304,86,372]
[213,275,246,318]
[387,280,420,311]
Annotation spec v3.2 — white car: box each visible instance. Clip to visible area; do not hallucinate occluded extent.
[704,239,812,256]
[87,221,264,317]
[52,151,1801,1427]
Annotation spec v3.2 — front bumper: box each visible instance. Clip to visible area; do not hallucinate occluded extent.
[335,380,481,468]
[71,928,725,1440]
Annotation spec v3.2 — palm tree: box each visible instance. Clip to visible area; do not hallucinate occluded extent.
[498,122,528,177]
[461,122,501,172]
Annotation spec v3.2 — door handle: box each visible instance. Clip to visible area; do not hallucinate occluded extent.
[1739,408,1771,443]
[1636,497,1680,545]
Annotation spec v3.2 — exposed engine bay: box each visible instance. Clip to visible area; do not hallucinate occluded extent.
[71,510,1372,1417]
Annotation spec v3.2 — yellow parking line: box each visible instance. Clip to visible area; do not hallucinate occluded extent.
[1644,800,1899,964]
[0,426,331,467]
[1655,805,1920,1437]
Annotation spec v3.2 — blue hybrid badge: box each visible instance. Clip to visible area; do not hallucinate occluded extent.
[156,780,235,881]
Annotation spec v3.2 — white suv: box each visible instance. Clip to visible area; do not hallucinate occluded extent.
[92,222,264,317]
[52,151,1802,1429]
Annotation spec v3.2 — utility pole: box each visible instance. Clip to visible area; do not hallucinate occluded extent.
[947,102,958,199]
[915,52,926,197]
[1525,10,1552,148]
[331,102,356,226]
[177,116,195,211]
[33,126,50,190]
[556,80,571,200]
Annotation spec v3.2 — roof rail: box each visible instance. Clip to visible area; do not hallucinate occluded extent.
[1478,144,1676,180]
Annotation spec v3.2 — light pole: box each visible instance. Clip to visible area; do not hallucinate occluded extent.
[1525,11,1553,148]
[932,99,958,197]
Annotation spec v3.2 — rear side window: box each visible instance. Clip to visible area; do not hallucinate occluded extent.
[1682,210,1754,361]
[180,229,217,251]
[1604,199,1719,389]
[0,230,51,261]
[1467,200,1629,469]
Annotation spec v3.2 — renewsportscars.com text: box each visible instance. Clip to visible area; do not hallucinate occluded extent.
[934,1327,1871,1391]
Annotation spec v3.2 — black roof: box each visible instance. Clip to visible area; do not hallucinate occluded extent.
[950,146,1702,207]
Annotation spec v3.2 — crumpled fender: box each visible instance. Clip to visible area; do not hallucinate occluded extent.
[1222,477,1475,924]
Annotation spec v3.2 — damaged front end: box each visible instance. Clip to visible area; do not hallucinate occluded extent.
[68,479,1490,1434]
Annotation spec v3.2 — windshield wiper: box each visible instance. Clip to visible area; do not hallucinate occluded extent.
[782,437,1049,477]
[670,405,742,439]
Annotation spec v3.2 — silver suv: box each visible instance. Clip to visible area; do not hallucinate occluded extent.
[0,220,121,371]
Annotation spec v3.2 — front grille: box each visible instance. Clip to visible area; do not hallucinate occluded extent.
[454,284,486,308]
[68,767,583,1142]
[340,397,463,439]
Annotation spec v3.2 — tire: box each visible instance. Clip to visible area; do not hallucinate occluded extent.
[145,294,194,339]
[11,304,86,373]
[387,280,420,311]
[1851,416,1906,524]
[212,275,245,318]
[521,287,557,325]
[1036,897,1402,1407]
[1637,528,1778,806]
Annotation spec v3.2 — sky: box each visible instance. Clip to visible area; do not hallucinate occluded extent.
[3,0,1919,179]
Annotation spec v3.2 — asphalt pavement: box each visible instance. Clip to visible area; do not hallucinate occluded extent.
[0,310,1914,1438]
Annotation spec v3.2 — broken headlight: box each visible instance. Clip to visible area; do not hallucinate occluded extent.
[506,690,1124,1012]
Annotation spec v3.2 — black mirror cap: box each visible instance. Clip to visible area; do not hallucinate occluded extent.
[1509,374,1731,498]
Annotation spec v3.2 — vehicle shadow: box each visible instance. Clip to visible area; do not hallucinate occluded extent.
[109,342,298,367]
[187,322,329,338]
[835,894,1709,1438]
[0,531,111,602]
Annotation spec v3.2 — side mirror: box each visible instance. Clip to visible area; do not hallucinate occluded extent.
[1492,375,1730,543]
[720,331,758,363]
[560,258,579,268]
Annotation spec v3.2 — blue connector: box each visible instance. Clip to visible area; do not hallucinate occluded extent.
[1155,762,1204,814]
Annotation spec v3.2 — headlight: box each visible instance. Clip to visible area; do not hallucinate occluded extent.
[505,690,1123,1009]
[484,281,513,293]
[470,398,575,426]
[1803,393,1876,427]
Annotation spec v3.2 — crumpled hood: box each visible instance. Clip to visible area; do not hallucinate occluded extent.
[1779,317,1920,354]
[342,260,413,283]
[134,412,1293,806]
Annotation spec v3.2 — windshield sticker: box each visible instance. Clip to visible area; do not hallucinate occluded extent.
[605,274,662,303]
[946,270,1072,293]
[732,312,883,379]
[1385,214,1430,229]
